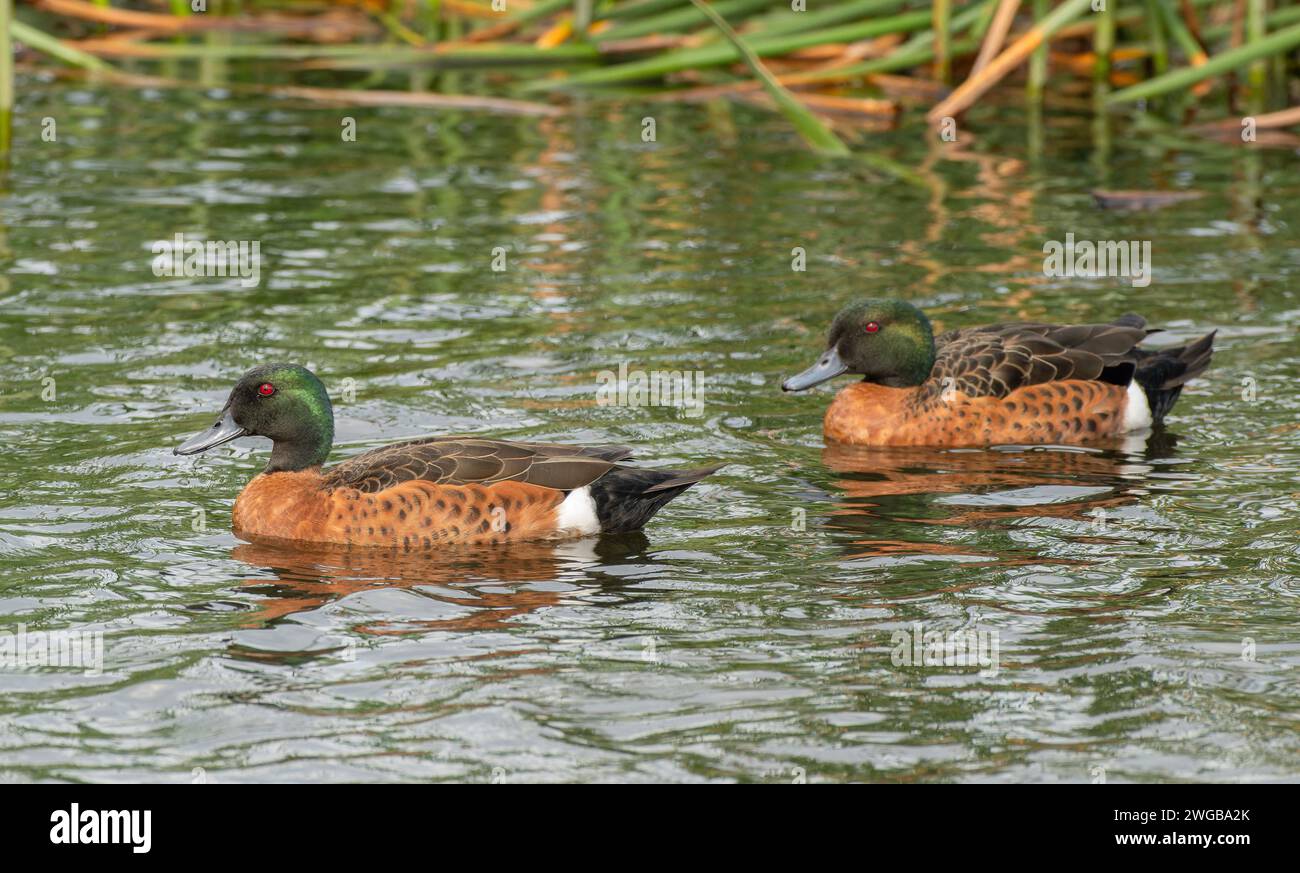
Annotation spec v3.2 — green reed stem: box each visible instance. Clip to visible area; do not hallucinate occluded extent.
[1145,0,1169,76]
[417,0,440,41]
[10,20,112,71]
[1246,0,1267,107]
[531,6,934,89]
[1109,18,1300,102]
[54,40,596,65]
[687,0,848,156]
[599,0,775,42]
[1203,3,1300,41]
[1027,0,1048,100]
[970,0,999,41]
[603,0,687,21]
[748,0,906,39]
[934,0,951,83]
[795,0,991,83]
[1095,0,1115,87]
[574,0,594,33]
[512,0,573,27]
[836,35,981,79]
[0,0,10,155]
[1153,0,1203,62]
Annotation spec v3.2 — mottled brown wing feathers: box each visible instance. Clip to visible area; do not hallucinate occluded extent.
[924,318,1150,402]
[322,438,633,493]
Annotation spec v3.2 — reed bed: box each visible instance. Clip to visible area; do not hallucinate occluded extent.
[3,0,1300,153]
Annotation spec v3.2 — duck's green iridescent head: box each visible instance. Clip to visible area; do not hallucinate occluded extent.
[782,299,936,391]
[174,363,334,472]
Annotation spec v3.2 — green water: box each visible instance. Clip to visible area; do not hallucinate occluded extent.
[1,81,1297,782]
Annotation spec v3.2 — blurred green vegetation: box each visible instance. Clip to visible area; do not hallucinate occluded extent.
[4,1,1300,152]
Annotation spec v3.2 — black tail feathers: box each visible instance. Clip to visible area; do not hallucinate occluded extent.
[587,465,722,534]
[1133,330,1216,423]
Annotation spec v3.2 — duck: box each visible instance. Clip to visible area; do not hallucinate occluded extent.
[174,364,720,548]
[782,299,1215,447]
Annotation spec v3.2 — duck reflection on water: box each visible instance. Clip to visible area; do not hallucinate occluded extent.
[811,431,1185,564]
[224,531,656,633]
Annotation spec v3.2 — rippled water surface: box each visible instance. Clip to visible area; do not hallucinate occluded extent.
[1,80,1298,782]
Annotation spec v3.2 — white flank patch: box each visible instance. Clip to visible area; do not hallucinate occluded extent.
[555,486,600,535]
[1122,381,1153,432]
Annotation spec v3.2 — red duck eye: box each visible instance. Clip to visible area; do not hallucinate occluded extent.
[257,383,275,396]
[865,321,881,333]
